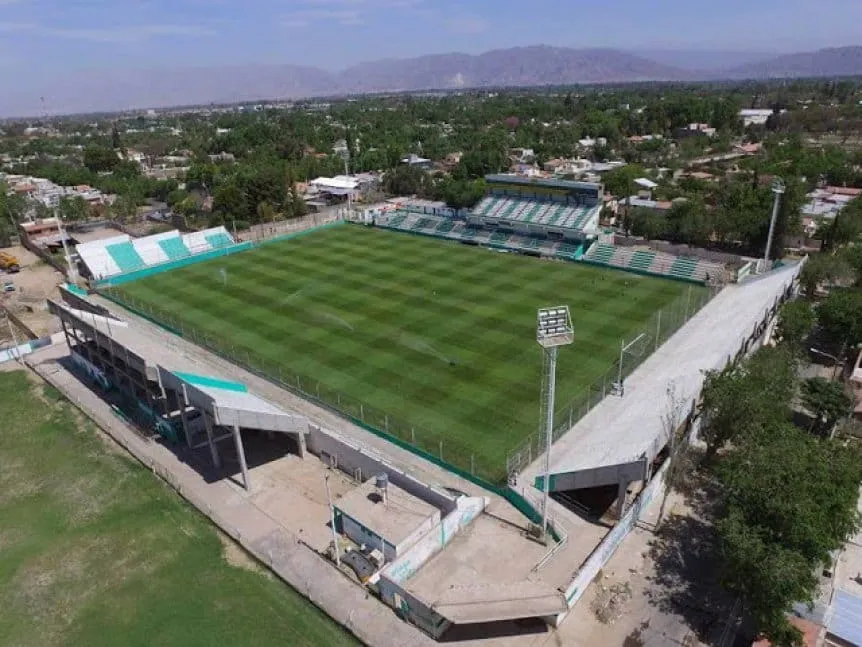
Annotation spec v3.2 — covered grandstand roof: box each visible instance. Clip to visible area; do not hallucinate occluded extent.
[48,299,308,436]
[484,174,602,194]
[159,368,307,434]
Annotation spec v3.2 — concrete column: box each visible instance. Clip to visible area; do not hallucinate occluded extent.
[60,318,72,349]
[204,414,221,469]
[233,425,250,491]
[615,478,628,519]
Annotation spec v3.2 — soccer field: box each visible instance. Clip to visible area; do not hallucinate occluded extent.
[106,225,701,482]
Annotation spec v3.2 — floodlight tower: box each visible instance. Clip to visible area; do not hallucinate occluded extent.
[536,306,574,541]
[764,177,785,264]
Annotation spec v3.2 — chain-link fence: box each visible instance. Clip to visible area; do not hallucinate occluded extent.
[100,283,715,486]
[505,285,716,479]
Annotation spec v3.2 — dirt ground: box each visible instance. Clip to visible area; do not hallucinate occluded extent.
[1,244,65,340]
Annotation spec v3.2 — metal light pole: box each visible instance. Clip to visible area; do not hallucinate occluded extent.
[536,306,574,542]
[764,177,785,264]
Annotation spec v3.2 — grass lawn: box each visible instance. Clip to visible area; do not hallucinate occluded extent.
[0,370,358,647]
[106,224,699,482]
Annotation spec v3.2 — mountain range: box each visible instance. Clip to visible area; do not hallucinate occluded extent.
[5,45,862,118]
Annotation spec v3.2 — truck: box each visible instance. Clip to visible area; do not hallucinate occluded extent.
[0,252,20,273]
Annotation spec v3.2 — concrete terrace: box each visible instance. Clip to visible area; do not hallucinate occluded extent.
[519,262,802,497]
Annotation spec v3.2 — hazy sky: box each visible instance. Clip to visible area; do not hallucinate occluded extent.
[1,0,860,75]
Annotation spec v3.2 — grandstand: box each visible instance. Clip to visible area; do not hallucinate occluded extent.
[76,226,237,281]
[467,175,603,240]
[583,242,725,283]
[376,210,580,260]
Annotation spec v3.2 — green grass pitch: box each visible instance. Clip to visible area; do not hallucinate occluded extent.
[107,225,698,482]
[0,371,358,647]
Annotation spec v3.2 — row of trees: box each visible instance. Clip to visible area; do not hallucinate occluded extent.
[698,336,860,644]
[623,174,804,256]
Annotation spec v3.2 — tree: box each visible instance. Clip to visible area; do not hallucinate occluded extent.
[817,288,862,348]
[801,377,852,434]
[716,422,862,644]
[83,145,120,173]
[57,195,89,222]
[383,165,432,196]
[110,194,139,222]
[256,201,277,223]
[656,381,693,529]
[775,300,815,352]
[799,253,844,298]
[699,346,796,462]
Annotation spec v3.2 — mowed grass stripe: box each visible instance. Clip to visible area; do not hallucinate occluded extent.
[112,225,699,482]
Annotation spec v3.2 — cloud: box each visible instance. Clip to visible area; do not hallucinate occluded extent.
[0,22,215,43]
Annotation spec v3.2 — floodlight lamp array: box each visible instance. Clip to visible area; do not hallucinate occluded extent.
[537,306,574,347]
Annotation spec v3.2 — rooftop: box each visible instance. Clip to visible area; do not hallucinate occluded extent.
[336,478,440,547]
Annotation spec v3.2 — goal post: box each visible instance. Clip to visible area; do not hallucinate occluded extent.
[617,332,649,392]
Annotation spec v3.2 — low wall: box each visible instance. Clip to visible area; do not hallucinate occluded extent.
[308,424,458,514]
[378,495,487,638]
[0,335,52,364]
[561,458,671,611]
[19,230,67,276]
[95,241,254,287]
[60,285,120,320]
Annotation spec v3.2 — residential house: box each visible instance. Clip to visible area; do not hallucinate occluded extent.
[739,108,778,127]
[401,154,433,170]
[676,123,717,139]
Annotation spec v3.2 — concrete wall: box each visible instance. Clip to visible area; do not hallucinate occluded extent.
[377,495,486,638]
[340,514,394,561]
[338,509,440,563]
[560,457,671,613]
[308,424,457,514]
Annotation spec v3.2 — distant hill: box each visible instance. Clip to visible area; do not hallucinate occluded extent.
[723,46,862,79]
[337,46,692,93]
[4,45,862,117]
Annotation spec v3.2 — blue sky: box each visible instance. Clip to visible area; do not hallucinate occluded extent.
[0,0,860,74]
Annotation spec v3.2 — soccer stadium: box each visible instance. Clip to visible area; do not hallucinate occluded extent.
[45,175,802,640]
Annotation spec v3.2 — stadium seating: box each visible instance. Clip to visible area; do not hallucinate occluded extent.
[668,256,698,280]
[629,250,656,272]
[435,219,455,234]
[158,237,191,261]
[584,242,725,283]
[588,243,616,264]
[105,242,146,272]
[77,226,238,281]
[470,196,600,235]
[205,232,235,249]
[489,231,510,244]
